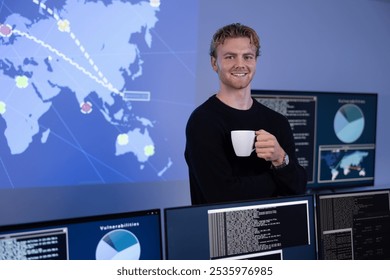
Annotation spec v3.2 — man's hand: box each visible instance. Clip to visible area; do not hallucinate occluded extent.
[255,129,285,166]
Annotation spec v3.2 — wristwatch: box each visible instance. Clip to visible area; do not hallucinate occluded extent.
[272,153,289,170]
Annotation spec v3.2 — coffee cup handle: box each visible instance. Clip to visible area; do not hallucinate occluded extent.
[251,136,256,153]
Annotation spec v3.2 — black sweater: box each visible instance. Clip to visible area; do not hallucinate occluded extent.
[185,95,307,205]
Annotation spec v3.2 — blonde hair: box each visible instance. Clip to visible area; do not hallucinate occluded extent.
[209,23,261,58]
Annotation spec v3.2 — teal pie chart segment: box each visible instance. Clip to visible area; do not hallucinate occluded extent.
[334,104,364,143]
[95,229,141,260]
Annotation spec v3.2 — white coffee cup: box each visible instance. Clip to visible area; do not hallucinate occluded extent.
[231,130,256,157]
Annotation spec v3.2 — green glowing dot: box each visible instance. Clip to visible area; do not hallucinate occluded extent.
[117,134,129,145]
[15,75,29,88]
[57,19,70,32]
[144,145,155,157]
[0,101,6,115]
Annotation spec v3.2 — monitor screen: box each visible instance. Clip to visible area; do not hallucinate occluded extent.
[316,189,390,259]
[164,195,316,260]
[252,90,377,191]
[0,209,162,260]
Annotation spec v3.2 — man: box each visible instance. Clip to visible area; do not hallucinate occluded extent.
[185,23,307,205]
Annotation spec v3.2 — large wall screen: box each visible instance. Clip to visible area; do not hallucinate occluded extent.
[0,0,198,224]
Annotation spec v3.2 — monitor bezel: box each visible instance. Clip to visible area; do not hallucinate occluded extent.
[251,89,378,192]
[0,208,163,260]
[164,194,317,260]
[315,187,390,260]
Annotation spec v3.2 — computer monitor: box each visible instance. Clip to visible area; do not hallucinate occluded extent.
[0,209,162,260]
[164,195,316,260]
[252,90,377,191]
[316,189,390,259]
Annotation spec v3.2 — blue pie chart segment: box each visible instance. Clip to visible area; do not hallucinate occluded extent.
[95,229,141,260]
[334,104,365,143]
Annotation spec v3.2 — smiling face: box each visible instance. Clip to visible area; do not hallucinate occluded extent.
[211,37,257,92]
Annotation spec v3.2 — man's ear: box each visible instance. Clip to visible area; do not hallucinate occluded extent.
[211,56,218,72]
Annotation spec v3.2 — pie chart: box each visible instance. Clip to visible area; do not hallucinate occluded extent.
[95,229,141,260]
[334,104,365,143]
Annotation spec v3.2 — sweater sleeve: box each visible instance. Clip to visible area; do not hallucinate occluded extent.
[270,115,308,196]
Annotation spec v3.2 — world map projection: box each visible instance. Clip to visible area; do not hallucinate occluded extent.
[0,0,198,189]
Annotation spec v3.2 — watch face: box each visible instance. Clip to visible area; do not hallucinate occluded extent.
[285,154,289,165]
